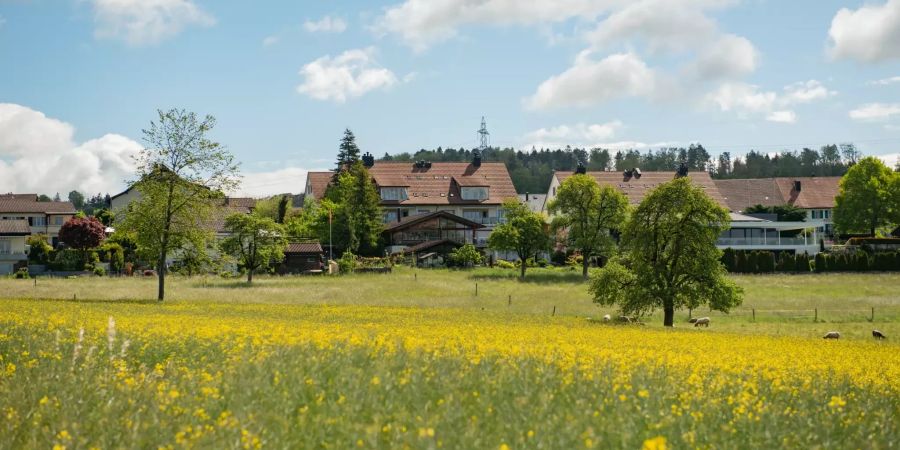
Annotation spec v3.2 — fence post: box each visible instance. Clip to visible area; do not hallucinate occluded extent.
[871,307,875,322]
[475,283,478,297]
[414,272,417,281]
[508,295,511,306]
[752,308,755,322]
[552,306,556,316]
[814,308,817,323]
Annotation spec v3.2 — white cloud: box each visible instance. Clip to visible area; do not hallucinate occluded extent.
[689,34,758,80]
[0,103,142,195]
[707,80,835,122]
[828,0,900,63]
[585,0,720,53]
[262,35,279,47]
[296,47,400,103]
[303,16,347,33]
[236,167,313,197]
[848,103,900,121]
[91,0,215,46]
[869,76,900,86]
[766,110,796,124]
[525,52,659,110]
[524,120,623,143]
[877,153,900,168]
[375,0,614,52]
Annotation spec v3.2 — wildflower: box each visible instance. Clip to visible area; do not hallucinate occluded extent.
[642,436,667,450]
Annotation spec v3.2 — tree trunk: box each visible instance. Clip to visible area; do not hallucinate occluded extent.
[663,303,675,327]
[519,260,527,280]
[157,248,166,302]
[247,268,253,284]
[582,254,590,279]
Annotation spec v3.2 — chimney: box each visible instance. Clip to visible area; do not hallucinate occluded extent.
[362,152,375,168]
[472,149,482,167]
[575,161,586,175]
[793,180,802,192]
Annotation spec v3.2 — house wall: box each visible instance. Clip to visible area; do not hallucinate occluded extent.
[381,204,503,247]
[0,214,72,245]
[0,235,28,274]
[110,189,142,213]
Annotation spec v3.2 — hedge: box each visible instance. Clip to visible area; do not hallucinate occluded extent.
[721,249,900,273]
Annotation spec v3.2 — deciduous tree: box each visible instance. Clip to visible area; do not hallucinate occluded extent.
[220,213,288,283]
[834,156,900,236]
[488,200,551,279]
[120,108,240,301]
[548,174,629,279]
[589,177,742,326]
[59,216,106,269]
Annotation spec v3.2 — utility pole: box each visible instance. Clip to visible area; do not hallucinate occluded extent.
[477,116,490,152]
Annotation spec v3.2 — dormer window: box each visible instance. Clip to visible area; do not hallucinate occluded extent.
[381,187,408,201]
[460,187,489,201]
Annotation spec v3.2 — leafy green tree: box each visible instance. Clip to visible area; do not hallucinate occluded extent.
[449,243,483,268]
[488,200,551,279]
[94,208,115,227]
[68,190,85,209]
[119,108,240,301]
[277,195,290,224]
[220,213,288,283]
[549,174,629,279]
[285,197,323,241]
[834,156,900,236]
[324,161,382,254]
[37,194,52,202]
[588,177,743,327]
[26,234,53,264]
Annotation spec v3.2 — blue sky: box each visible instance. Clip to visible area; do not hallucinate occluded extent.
[1,0,899,196]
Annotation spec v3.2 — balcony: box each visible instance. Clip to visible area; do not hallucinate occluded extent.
[717,237,812,246]
[463,216,505,225]
[0,251,28,260]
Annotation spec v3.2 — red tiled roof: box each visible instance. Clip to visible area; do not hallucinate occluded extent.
[306,172,334,200]
[286,242,323,254]
[0,219,30,235]
[774,177,841,209]
[307,162,518,206]
[224,197,257,208]
[0,198,76,214]
[0,194,39,201]
[555,171,728,208]
[713,177,840,211]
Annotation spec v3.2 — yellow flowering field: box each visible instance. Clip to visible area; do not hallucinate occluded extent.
[1,299,898,449]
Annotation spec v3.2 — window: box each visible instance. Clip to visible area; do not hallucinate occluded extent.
[417,209,431,215]
[53,216,64,226]
[0,238,9,254]
[383,211,399,223]
[380,187,408,201]
[824,209,831,219]
[460,187,489,201]
[31,216,46,226]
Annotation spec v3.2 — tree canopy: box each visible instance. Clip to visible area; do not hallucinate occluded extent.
[119,108,240,300]
[589,177,742,326]
[220,213,288,283]
[548,174,629,278]
[834,156,900,236]
[59,216,106,268]
[488,200,551,279]
[323,160,383,255]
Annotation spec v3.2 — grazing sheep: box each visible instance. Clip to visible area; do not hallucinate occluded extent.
[602,314,611,322]
[616,316,632,323]
[693,317,710,327]
[688,317,699,324]
[872,330,886,340]
[823,331,841,340]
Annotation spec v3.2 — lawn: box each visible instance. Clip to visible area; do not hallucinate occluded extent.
[1,269,898,448]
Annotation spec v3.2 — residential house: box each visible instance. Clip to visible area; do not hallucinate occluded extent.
[519,193,546,213]
[278,242,325,274]
[304,153,519,249]
[0,219,30,275]
[0,194,76,247]
[545,168,827,255]
[382,210,484,256]
[713,177,841,236]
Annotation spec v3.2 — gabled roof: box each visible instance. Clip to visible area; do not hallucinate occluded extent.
[286,242,324,254]
[398,239,462,254]
[0,198,76,214]
[0,219,31,235]
[713,177,841,211]
[383,210,485,232]
[224,197,256,209]
[554,171,728,208]
[307,162,519,206]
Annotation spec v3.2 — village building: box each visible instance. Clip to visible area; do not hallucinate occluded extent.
[0,194,76,247]
[305,153,519,253]
[278,242,325,274]
[0,219,30,275]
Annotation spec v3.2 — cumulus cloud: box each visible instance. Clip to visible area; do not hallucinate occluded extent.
[522,120,624,148]
[303,16,347,33]
[869,76,900,86]
[525,52,659,110]
[296,48,400,103]
[0,103,143,195]
[585,0,720,53]
[375,0,614,52]
[848,103,900,121]
[689,34,758,80]
[828,0,900,62]
[91,0,215,46]
[707,80,835,123]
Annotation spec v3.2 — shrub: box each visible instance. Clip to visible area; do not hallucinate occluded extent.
[449,244,483,268]
[14,267,29,279]
[551,250,567,266]
[99,243,125,273]
[338,251,357,274]
[92,266,106,277]
[566,253,583,267]
[50,249,83,271]
[26,235,52,264]
[758,251,776,273]
[537,258,549,267]
[721,248,737,272]
[814,253,827,273]
[496,259,516,269]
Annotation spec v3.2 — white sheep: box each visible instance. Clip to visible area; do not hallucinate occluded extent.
[872,330,886,340]
[823,331,841,339]
[693,317,710,327]
[602,314,611,322]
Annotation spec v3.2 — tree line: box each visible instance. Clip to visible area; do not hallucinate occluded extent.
[381,143,867,194]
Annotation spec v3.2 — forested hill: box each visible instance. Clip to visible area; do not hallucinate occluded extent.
[379,144,860,195]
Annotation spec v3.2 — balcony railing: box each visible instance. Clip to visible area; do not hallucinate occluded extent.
[463,216,505,225]
[717,237,812,246]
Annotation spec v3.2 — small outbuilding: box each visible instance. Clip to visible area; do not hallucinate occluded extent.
[279,241,325,274]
